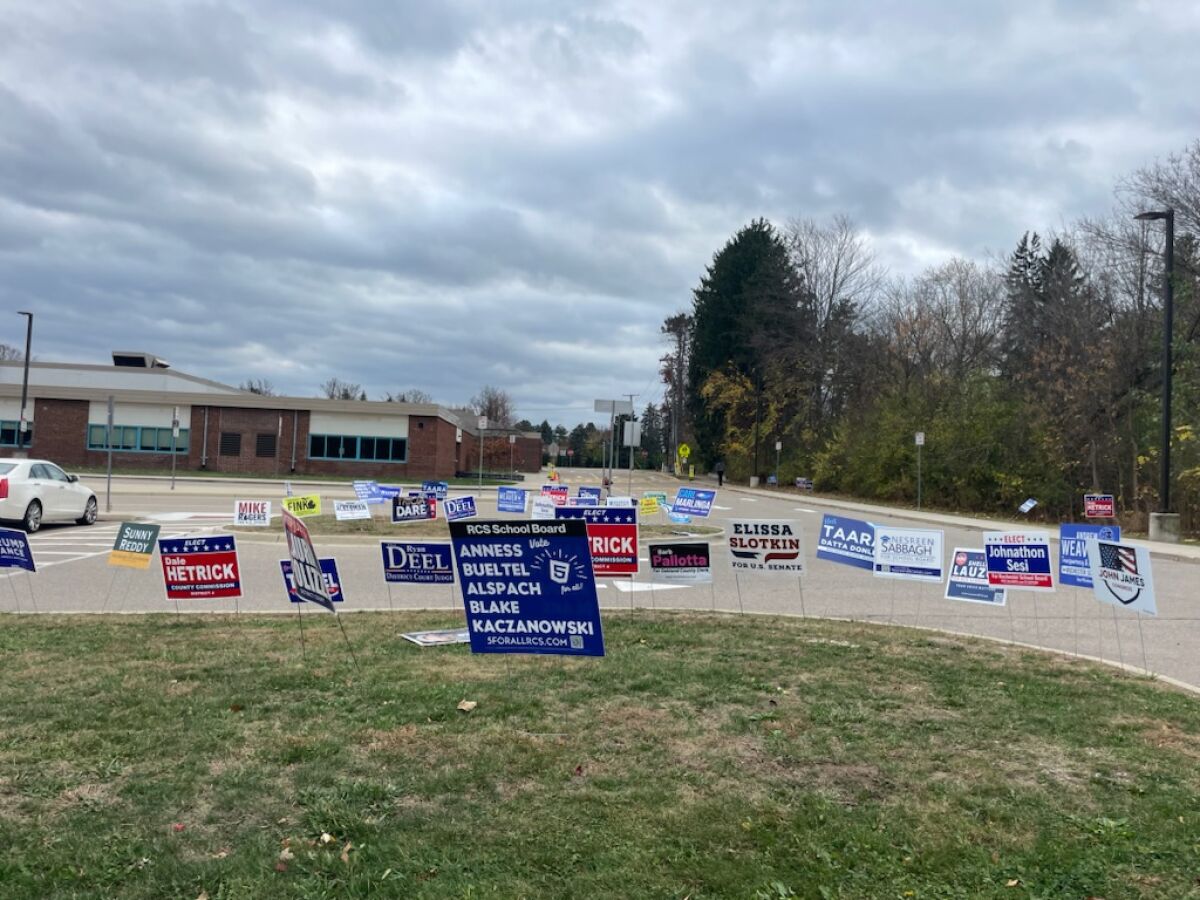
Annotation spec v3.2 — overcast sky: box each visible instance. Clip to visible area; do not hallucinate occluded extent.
[2,1,1198,425]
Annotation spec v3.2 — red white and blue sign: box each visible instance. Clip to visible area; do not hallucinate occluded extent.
[944,548,1006,605]
[1059,523,1121,589]
[280,558,344,604]
[497,487,528,514]
[392,496,437,524]
[158,535,242,600]
[1086,539,1157,615]
[816,514,875,571]
[422,481,449,500]
[0,527,36,572]
[1084,494,1115,518]
[449,519,605,657]
[381,540,454,584]
[728,519,805,575]
[541,484,569,506]
[983,531,1054,591]
[443,496,478,521]
[673,488,716,517]
[555,506,639,577]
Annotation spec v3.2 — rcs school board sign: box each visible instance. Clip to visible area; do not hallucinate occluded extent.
[448,519,604,657]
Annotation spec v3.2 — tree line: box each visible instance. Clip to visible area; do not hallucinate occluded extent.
[660,141,1200,531]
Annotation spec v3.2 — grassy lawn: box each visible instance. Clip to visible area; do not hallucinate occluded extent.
[231,515,725,541]
[1,612,1198,898]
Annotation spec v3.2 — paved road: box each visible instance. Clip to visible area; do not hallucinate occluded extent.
[4,470,1197,690]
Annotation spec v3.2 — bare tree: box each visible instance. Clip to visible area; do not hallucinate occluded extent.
[384,389,433,403]
[240,378,276,396]
[0,344,22,361]
[470,385,514,427]
[1120,140,1200,235]
[320,378,365,401]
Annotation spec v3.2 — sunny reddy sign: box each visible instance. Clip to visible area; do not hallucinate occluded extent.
[872,526,944,582]
[983,531,1054,591]
[109,522,161,570]
[449,519,604,657]
[727,519,805,576]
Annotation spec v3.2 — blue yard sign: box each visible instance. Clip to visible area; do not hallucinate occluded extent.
[0,527,35,572]
[353,480,385,504]
[673,488,716,517]
[380,541,454,584]
[392,496,437,524]
[279,558,345,604]
[449,519,604,657]
[422,481,449,500]
[944,548,1006,605]
[1059,523,1121,589]
[577,486,602,503]
[443,496,478,521]
[496,487,528,514]
[816,514,875,571]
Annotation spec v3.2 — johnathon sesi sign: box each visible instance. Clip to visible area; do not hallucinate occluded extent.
[282,509,333,611]
[158,535,241,601]
[1059,523,1121,589]
[497,486,528,514]
[380,541,454,584]
[727,519,805,576]
[280,558,344,604]
[234,499,271,527]
[673,487,716,517]
[0,526,36,573]
[392,494,436,524]
[1086,539,1157,615]
[648,542,712,583]
[109,522,161,570]
[448,519,605,657]
[944,548,1006,606]
[872,526,944,582]
[554,506,639,577]
[983,531,1054,591]
[443,496,478,522]
[816,514,875,571]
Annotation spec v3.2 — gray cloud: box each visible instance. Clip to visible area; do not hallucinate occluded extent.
[1,0,1198,425]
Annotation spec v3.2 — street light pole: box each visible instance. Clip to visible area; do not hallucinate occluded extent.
[1135,208,1177,542]
[16,311,32,454]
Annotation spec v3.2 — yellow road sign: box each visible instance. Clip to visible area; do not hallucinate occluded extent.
[678,443,691,459]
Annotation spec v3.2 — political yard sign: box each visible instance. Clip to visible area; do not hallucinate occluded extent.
[109,522,161,570]
[673,487,716,517]
[944,548,1006,605]
[1084,493,1116,518]
[0,527,36,573]
[353,480,385,504]
[282,494,321,517]
[577,486,602,504]
[1059,524,1121,589]
[649,542,712,583]
[392,495,437,524]
[333,499,372,521]
[497,487,528,514]
[530,495,557,520]
[234,500,271,527]
[984,531,1054,591]
[158,535,241,601]
[282,509,333,610]
[449,519,605,657]
[280,558,344,604]
[638,495,661,517]
[380,541,454,584]
[727,519,805,576]
[443,496,478,522]
[554,506,639,577]
[872,526,944,582]
[422,481,450,500]
[541,484,569,506]
[1086,540,1157,615]
[816,514,875,571]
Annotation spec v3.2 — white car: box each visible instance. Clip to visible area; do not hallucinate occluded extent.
[0,458,98,532]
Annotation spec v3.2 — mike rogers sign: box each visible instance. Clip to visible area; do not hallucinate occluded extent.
[872,526,943,582]
[158,536,242,600]
[648,542,712,583]
[380,541,454,584]
[448,519,604,657]
[554,507,639,577]
[727,519,805,576]
[983,531,1054,591]
[234,500,271,526]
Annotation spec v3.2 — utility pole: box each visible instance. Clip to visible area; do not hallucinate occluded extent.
[16,311,32,455]
[752,370,762,486]
[625,393,637,494]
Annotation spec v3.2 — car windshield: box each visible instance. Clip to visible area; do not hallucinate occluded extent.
[0,463,15,475]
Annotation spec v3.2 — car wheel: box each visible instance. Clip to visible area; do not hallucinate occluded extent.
[23,500,42,534]
[77,496,98,526]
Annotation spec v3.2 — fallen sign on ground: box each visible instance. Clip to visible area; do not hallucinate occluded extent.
[402,628,470,647]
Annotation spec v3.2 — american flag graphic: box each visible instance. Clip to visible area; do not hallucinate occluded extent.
[1099,542,1137,575]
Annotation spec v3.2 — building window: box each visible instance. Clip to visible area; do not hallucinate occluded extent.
[87,425,188,453]
[0,420,32,447]
[308,433,407,463]
[219,432,242,457]
[256,432,277,458]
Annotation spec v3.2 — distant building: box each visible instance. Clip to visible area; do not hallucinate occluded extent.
[0,354,542,479]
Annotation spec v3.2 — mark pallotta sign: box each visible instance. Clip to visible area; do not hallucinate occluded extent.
[984,531,1054,591]
[158,536,241,600]
[872,526,944,582]
[380,541,454,584]
[234,500,271,526]
[280,558,344,604]
[109,522,161,570]
[727,519,805,576]
[649,542,712,583]
[1086,539,1157,615]
[944,548,1005,605]
[449,519,604,656]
